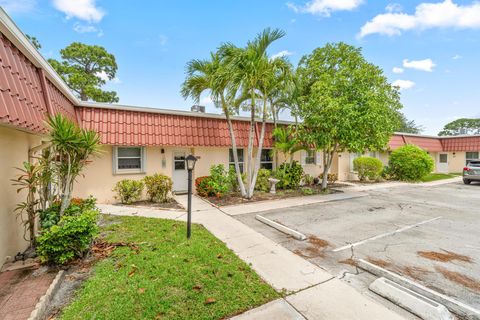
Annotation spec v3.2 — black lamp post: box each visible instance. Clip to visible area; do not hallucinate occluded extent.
[185,154,197,239]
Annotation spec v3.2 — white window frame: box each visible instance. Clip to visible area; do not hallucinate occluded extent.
[229,148,244,173]
[113,146,146,174]
[466,152,479,166]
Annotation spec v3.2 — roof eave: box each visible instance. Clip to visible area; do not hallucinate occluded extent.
[0,8,79,106]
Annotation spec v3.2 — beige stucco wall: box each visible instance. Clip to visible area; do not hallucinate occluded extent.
[448,152,467,173]
[74,145,170,202]
[0,125,43,267]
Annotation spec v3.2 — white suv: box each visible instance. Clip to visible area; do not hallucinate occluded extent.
[463,160,480,184]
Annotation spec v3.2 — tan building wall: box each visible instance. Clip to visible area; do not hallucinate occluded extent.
[0,126,43,266]
[448,152,467,173]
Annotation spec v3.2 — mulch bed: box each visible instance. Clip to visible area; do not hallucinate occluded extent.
[204,186,342,207]
[116,199,183,210]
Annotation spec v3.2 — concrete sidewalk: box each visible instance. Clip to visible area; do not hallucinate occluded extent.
[100,196,405,319]
[219,191,368,216]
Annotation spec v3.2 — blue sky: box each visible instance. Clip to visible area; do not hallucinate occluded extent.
[2,0,480,134]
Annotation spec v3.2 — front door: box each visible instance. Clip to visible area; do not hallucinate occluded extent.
[437,153,449,173]
[172,150,188,192]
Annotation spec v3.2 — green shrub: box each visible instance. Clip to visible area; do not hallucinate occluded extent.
[381,166,394,180]
[255,169,271,192]
[227,166,246,192]
[353,156,384,181]
[143,174,173,203]
[302,174,314,186]
[319,173,338,184]
[301,187,314,195]
[195,176,213,197]
[274,161,304,189]
[40,196,97,229]
[36,209,99,265]
[113,179,144,204]
[389,144,434,181]
[195,165,232,198]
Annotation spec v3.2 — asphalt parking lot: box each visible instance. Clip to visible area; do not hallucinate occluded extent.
[236,181,480,313]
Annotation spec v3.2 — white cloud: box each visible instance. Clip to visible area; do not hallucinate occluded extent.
[287,0,363,16]
[52,0,104,23]
[73,23,97,33]
[200,96,213,105]
[271,50,294,60]
[403,58,436,72]
[392,79,415,90]
[96,71,121,84]
[452,54,462,60]
[392,67,404,74]
[96,71,109,82]
[0,0,36,13]
[385,3,402,13]
[359,0,480,38]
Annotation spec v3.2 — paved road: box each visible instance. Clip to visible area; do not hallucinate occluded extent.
[236,181,480,312]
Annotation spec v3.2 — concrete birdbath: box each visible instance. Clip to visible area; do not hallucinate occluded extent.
[268,178,280,194]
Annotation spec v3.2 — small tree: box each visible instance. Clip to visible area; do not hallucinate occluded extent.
[438,118,480,136]
[297,43,402,190]
[47,115,100,216]
[11,162,41,248]
[272,126,303,165]
[49,42,119,102]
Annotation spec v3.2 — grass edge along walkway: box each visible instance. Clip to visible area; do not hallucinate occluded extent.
[59,215,279,320]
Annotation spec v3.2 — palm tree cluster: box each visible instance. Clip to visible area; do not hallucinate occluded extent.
[181,28,296,199]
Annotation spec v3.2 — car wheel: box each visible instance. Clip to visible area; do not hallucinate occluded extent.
[463,179,471,185]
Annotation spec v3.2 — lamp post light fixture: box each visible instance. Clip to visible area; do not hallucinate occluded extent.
[185,154,197,239]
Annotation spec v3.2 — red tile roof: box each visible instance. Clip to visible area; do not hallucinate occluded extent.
[389,133,480,152]
[0,33,48,133]
[78,106,275,148]
[441,136,480,152]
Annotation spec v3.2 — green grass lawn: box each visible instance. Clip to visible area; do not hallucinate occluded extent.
[421,173,460,182]
[60,215,279,320]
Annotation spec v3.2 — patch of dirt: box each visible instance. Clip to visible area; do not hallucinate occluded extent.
[418,250,472,263]
[304,246,325,258]
[436,266,480,293]
[91,240,140,259]
[366,257,391,268]
[338,258,357,266]
[204,187,342,207]
[397,265,431,281]
[308,236,330,248]
[117,199,183,210]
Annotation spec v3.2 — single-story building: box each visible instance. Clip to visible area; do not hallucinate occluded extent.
[1,8,479,267]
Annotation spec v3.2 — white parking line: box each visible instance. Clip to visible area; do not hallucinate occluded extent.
[332,216,442,252]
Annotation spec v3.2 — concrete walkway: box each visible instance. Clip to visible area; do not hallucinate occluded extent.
[99,195,406,319]
[219,191,368,216]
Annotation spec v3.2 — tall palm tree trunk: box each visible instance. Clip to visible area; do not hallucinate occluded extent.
[225,111,247,197]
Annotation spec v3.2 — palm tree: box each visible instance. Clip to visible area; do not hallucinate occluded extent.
[181,53,248,197]
[221,28,287,197]
[272,126,303,165]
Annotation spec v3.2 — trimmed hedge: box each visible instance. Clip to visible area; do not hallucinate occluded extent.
[353,156,383,181]
[389,144,434,181]
[144,173,172,203]
[113,179,144,204]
